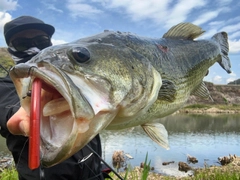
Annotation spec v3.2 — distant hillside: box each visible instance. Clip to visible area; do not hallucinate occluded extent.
[0,47,14,77]
[187,82,240,106]
[228,79,240,85]
[0,47,239,106]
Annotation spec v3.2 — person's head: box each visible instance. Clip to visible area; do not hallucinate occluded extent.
[4,16,55,63]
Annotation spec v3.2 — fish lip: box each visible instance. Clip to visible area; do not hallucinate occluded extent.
[9,62,95,160]
[10,62,95,119]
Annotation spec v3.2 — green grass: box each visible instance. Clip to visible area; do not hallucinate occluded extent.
[0,167,18,180]
[1,155,240,180]
[141,152,151,180]
[189,168,240,180]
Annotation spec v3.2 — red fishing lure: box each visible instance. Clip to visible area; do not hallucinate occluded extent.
[29,78,41,169]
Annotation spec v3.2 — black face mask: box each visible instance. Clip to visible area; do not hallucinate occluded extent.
[8,35,52,64]
[7,47,37,64]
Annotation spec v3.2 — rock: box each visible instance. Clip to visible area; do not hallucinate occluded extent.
[187,155,198,164]
[162,161,175,166]
[0,154,14,171]
[178,161,192,172]
[112,150,133,170]
[112,151,125,169]
[218,154,236,165]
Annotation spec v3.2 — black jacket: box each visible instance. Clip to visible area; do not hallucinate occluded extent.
[0,75,104,180]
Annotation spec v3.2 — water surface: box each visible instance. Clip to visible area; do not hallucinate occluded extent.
[101,113,240,176]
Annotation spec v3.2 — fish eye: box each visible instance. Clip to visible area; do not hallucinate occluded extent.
[70,47,90,63]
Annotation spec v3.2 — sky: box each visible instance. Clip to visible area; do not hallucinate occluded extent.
[0,0,239,84]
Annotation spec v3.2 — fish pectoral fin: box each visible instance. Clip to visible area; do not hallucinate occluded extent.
[141,122,169,150]
[158,79,176,102]
[191,81,213,101]
[163,22,205,40]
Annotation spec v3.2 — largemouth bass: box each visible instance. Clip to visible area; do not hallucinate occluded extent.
[9,23,231,167]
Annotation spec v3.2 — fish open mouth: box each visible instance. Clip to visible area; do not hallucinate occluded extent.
[10,62,116,163]
[36,80,82,149]
[30,67,95,148]
[10,63,96,157]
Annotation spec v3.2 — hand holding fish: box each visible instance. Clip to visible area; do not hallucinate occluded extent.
[7,107,30,136]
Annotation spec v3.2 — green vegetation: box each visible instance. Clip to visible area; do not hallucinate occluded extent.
[108,153,240,180]
[1,156,240,180]
[0,167,18,180]
[188,168,240,180]
[141,152,151,180]
[109,166,240,180]
[0,48,14,77]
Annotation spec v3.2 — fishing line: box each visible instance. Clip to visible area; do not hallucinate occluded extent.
[5,101,21,108]
[0,64,9,74]
[78,159,103,180]
[15,138,29,170]
[86,144,123,180]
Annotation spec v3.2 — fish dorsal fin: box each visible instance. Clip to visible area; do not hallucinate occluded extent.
[163,22,205,40]
[158,79,177,102]
[141,122,169,150]
[191,81,213,101]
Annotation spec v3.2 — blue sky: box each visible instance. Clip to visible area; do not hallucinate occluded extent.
[0,0,239,84]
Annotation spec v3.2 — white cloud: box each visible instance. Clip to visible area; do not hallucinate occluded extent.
[225,16,240,25]
[42,2,63,13]
[0,12,12,36]
[229,39,240,53]
[199,28,218,39]
[164,0,207,28]
[66,0,103,18]
[52,39,67,45]
[220,22,240,34]
[213,75,222,83]
[208,21,225,27]
[0,0,18,11]
[115,0,169,19]
[227,77,236,83]
[229,31,240,39]
[217,0,233,6]
[0,0,17,40]
[193,10,221,25]
[229,71,236,77]
[88,0,207,28]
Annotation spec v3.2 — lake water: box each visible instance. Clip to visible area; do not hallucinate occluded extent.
[1,113,240,177]
[100,113,240,176]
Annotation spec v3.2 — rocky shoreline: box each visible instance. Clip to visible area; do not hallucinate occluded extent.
[111,154,240,179]
[179,107,240,114]
[0,152,13,171]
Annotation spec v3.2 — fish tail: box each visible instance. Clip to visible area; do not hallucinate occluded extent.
[211,32,232,73]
